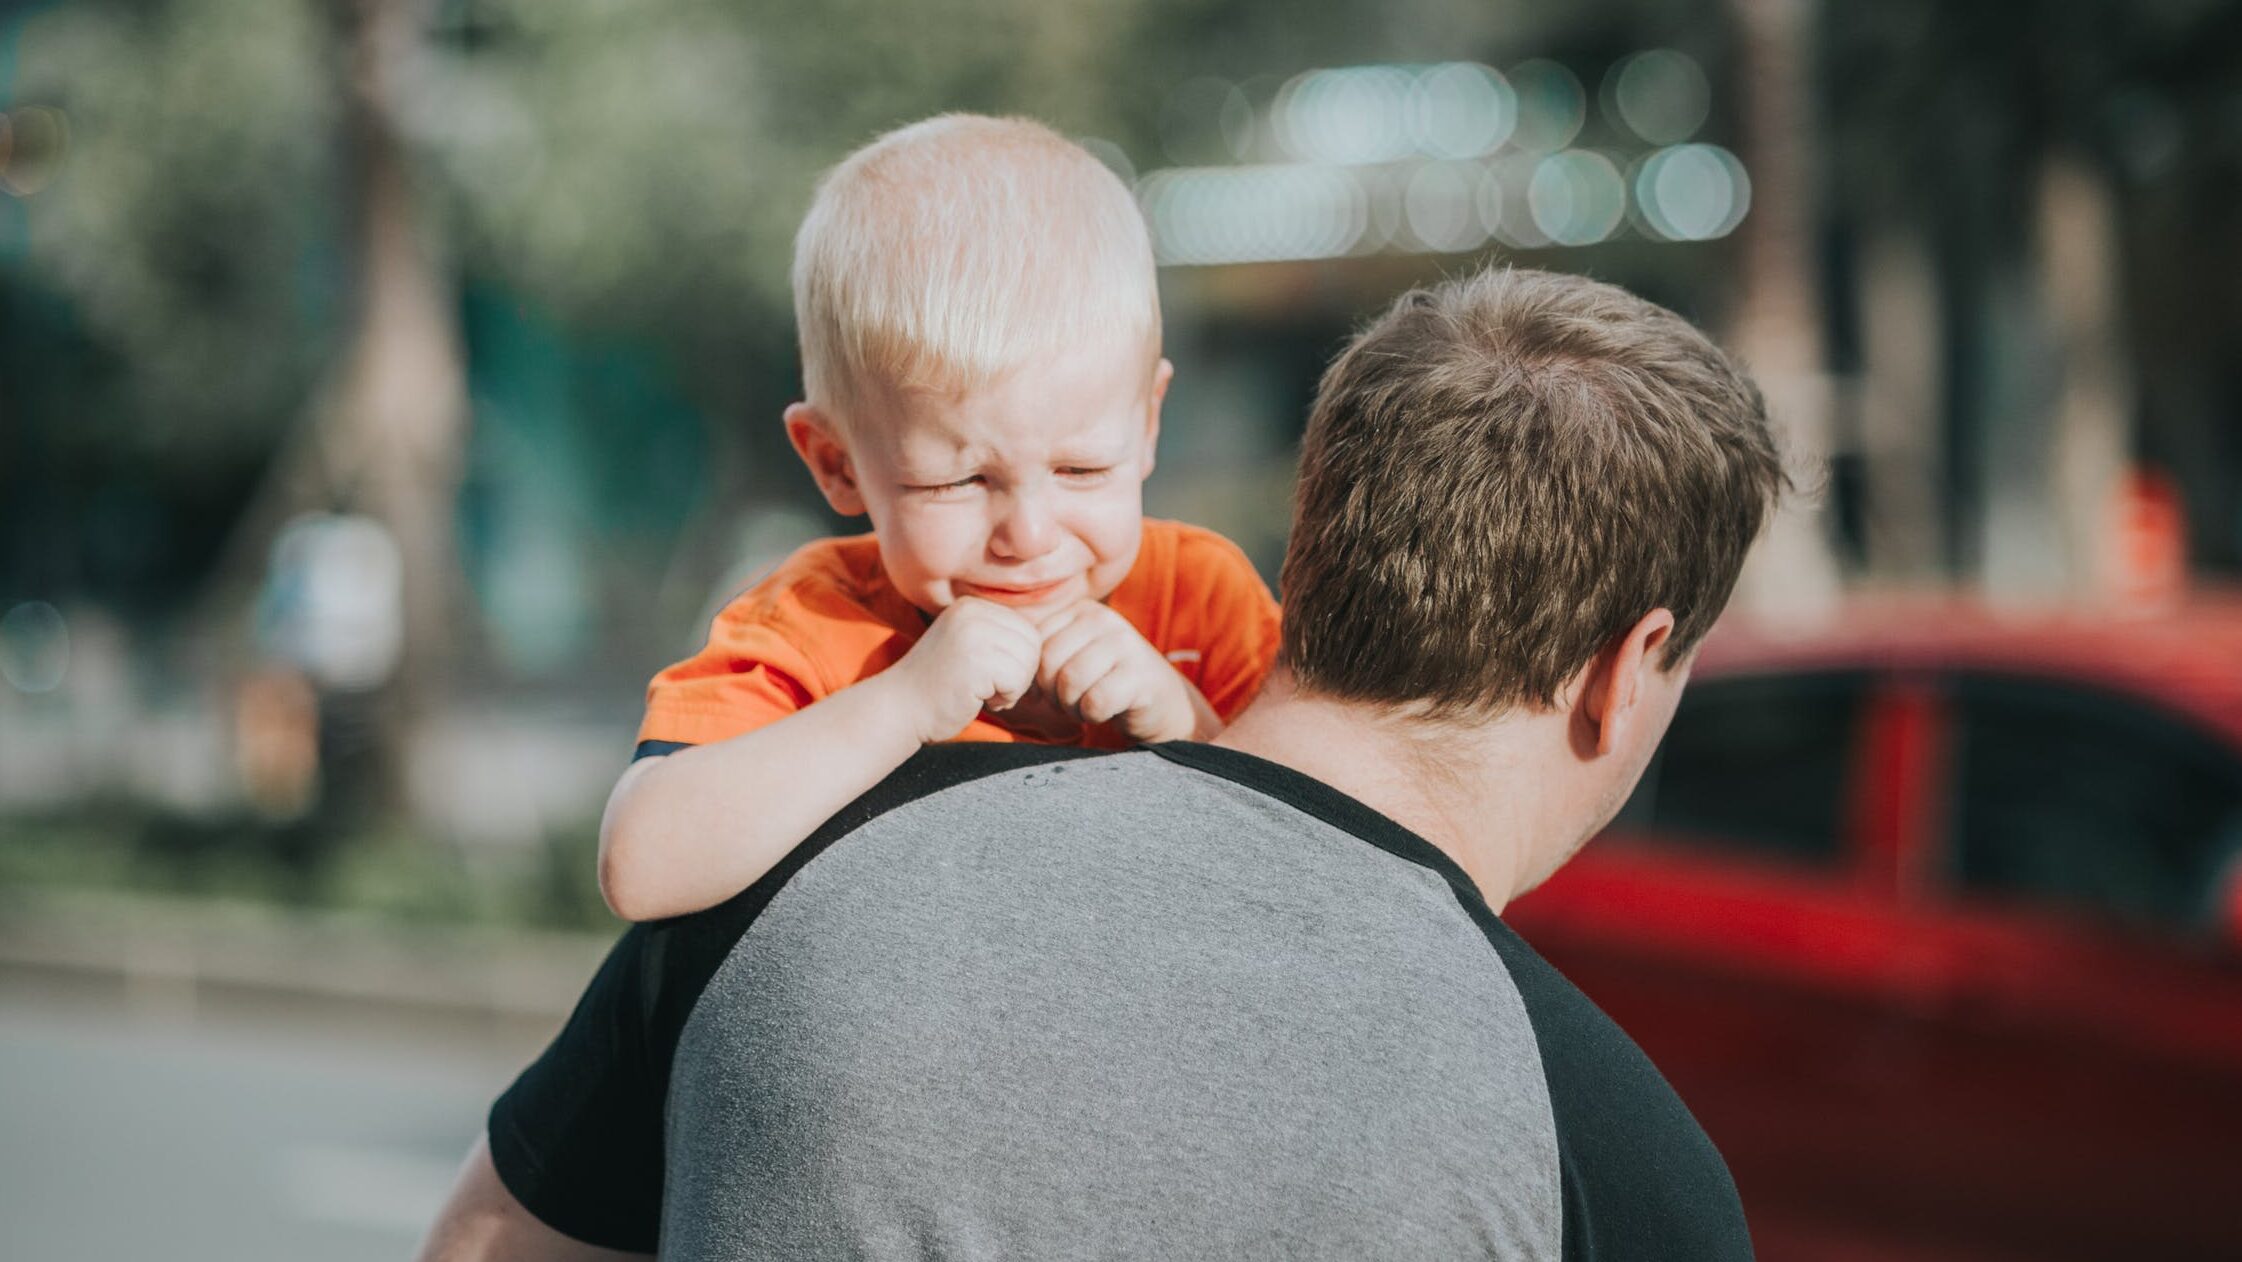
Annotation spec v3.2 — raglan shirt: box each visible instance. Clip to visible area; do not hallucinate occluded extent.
[636,520,1282,751]
[488,742,1753,1260]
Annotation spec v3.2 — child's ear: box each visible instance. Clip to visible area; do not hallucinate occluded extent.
[1141,357,1173,480]
[784,403,867,517]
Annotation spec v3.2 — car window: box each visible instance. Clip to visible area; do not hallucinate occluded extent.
[1615,671,1866,869]
[1945,673,2242,939]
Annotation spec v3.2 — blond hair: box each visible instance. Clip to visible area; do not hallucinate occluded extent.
[792,114,1160,422]
[1280,268,1786,717]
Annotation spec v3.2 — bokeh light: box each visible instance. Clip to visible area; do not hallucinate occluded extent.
[0,106,71,197]
[1355,165,1403,255]
[1135,56,1738,263]
[1529,150,1626,246]
[1631,143,1750,241]
[1485,152,1549,248]
[261,514,404,691]
[1507,60,1586,153]
[1273,65,1417,165]
[1408,62,1516,159]
[1604,50,1711,145]
[0,601,70,693]
[1138,164,1369,265]
[1474,164,1507,245]
[1403,161,1487,253]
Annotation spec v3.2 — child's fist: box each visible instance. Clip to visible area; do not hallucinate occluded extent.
[889,597,1041,742]
[1034,601,1214,744]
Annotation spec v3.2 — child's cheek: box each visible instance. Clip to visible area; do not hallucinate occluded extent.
[1094,493,1147,554]
[1088,513,1148,599]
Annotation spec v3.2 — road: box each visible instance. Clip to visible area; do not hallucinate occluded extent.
[0,970,561,1262]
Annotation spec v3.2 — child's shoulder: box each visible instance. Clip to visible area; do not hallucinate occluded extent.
[1111,520,1276,643]
[716,533,895,626]
[1139,518,1264,585]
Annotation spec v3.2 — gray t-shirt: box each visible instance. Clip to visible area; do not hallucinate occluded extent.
[490,742,1751,1260]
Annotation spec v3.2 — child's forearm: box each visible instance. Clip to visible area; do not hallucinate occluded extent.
[598,675,925,920]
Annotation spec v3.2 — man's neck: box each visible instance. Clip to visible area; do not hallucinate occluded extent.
[1213,673,1568,912]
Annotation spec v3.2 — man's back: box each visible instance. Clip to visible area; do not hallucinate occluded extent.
[490,744,1750,1259]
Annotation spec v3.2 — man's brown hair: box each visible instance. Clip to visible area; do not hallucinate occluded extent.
[1279,267,1786,717]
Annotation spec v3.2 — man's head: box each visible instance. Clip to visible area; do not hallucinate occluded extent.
[783,114,1169,619]
[1276,267,1784,880]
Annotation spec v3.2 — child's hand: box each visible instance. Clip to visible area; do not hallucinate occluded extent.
[887,597,1042,742]
[1034,601,1212,743]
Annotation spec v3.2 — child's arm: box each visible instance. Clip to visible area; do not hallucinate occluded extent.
[1034,600,1225,743]
[598,597,1041,921]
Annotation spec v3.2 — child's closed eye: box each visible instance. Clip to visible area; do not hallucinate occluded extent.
[904,475,986,498]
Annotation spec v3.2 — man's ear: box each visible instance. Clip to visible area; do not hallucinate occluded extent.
[1574,609,1678,758]
[1140,357,1173,481]
[784,403,867,517]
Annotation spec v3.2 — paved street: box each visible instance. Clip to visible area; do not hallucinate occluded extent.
[0,972,561,1262]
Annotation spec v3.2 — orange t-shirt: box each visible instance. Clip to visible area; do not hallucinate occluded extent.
[638,519,1281,751]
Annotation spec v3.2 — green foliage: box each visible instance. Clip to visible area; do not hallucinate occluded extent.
[410,0,1178,341]
[12,0,340,461]
[321,821,613,931]
[0,807,617,933]
[3,0,1211,552]
[412,0,791,330]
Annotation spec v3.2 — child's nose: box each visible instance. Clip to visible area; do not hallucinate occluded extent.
[989,490,1059,560]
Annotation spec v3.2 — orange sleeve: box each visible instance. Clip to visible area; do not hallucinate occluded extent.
[1171,528,1283,722]
[636,599,824,747]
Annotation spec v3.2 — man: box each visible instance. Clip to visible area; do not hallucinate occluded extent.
[419,267,1785,1260]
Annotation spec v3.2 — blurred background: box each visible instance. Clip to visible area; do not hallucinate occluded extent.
[3,0,2240,1257]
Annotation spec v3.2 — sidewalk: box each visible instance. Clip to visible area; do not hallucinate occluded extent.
[0,887,616,1025]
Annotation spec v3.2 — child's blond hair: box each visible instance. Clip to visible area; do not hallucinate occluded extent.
[792,114,1160,425]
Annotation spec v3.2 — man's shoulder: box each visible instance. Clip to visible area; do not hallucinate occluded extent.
[1467,913,1756,1259]
[616,743,1112,1073]
[651,741,1391,1040]
[834,742,1110,821]
[661,743,1105,937]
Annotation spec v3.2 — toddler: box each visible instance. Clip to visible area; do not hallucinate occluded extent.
[598,115,1281,920]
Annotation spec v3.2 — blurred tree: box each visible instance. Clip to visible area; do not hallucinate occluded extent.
[1727,0,1841,615]
[1820,0,2242,584]
[4,0,1235,811]
[3,0,341,617]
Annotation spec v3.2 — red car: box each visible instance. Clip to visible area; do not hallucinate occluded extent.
[1506,595,2242,1261]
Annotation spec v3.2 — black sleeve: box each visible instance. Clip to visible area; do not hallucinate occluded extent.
[634,739,693,761]
[487,925,670,1252]
[1475,916,1755,1261]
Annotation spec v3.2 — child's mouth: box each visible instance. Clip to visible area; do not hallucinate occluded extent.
[956,578,1071,606]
